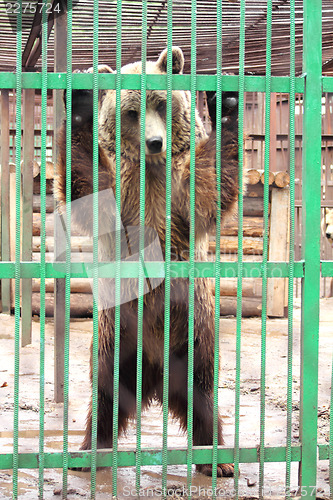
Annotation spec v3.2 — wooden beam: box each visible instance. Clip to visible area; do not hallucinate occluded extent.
[1,90,11,314]
[53,9,67,404]
[21,89,35,346]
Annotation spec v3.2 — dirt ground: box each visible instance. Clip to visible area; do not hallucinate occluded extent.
[0,297,332,499]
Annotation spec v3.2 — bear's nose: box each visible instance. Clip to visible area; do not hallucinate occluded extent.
[146,136,163,154]
[327,232,332,239]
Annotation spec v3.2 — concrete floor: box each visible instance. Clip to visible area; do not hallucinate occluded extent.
[0,297,332,499]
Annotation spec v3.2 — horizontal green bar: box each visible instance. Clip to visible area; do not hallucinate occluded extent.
[322,76,333,92]
[318,444,330,460]
[0,73,305,93]
[321,260,333,277]
[0,261,304,279]
[0,446,302,470]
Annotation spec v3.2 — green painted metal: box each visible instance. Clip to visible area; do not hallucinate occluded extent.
[234,0,246,495]
[90,0,99,495]
[0,72,307,92]
[0,1,327,497]
[259,2,272,495]
[38,1,48,497]
[0,260,305,279]
[162,4,173,496]
[187,0,197,493]
[299,0,322,497]
[13,1,22,497]
[0,446,303,469]
[286,1,296,497]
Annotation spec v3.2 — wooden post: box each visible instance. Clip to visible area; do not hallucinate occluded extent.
[21,89,35,346]
[267,187,290,317]
[1,90,11,313]
[53,12,67,403]
[269,93,277,172]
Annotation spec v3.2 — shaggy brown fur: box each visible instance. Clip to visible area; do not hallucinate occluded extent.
[55,47,239,478]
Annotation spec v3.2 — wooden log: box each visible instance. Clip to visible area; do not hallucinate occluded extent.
[221,216,263,237]
[209,236,263,255]
[273,170,290,188]
[260,170,275,186]
[33,194,54,213]
[32,160,54,179]
[32,213,82,236]
[33,235,92,253]
[243,196,268,217]
[246,168,261,185]
[220,296,262,317]
[32,292,93,317]
[211,277,262,298]
[32,278,92,294]
[267,187,289,317]
[33,251,93,262]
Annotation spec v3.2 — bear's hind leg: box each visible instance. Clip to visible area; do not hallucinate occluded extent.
[162,354,234,478]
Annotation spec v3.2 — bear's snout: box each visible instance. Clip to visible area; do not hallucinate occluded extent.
[146,136,163,155]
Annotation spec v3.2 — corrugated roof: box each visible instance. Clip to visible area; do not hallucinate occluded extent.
[0,0,332,76]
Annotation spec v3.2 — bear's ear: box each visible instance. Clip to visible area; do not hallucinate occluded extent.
[156,47,184,74]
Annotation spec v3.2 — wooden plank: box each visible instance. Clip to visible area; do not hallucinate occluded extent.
[1,90,11,313]
[32,292,93,318]
[33,194,54,213]
[32,278,92,294]
[21,88,35,346]
[53,11,67,403]
[9,170,17,310]
[267,187,290,317]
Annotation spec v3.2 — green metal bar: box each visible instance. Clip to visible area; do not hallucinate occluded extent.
[0,261,305,279]
[0,72,306,93]
[187,0,197,493]
[212,0,222,493]
[112,0,122,494]
[63,0,72,495]
[321,261,333,277]
[0,445,303,470]
[162,1,173,495]
[286,1,296,497]
[136,0,148,494]
[13,1,22,497]
[259,2,272,497]
[38,0,48,496]
[234,0,246,495]
[91,0,99,496]
[299,0,322,495]
[323,77,333,92]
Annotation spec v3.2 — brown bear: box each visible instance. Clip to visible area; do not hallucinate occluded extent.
[55,47,239,477]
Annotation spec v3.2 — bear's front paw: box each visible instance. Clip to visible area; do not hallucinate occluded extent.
[205,91,238,133]
[196,462,235,477]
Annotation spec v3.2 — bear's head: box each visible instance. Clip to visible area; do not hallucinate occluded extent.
[98,47,206,164]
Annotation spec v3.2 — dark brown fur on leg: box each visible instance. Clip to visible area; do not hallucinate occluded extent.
[156,351,234,478]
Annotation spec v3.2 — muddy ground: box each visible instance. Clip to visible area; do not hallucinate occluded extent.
[0,297,332,499]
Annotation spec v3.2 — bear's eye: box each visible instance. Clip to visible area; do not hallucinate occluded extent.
[127,109,138,120]
[156,101,166,115]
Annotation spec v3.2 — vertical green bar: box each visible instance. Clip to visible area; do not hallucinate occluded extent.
[234,0,246,495]
[136,0,147,494]
[91,0,99,496]
[259,2,272,497]
[285,0,296,497]
[13,1,22,497]
[112,0,122,494]
[63,0,72,495]
[299,0,321,495]
[162,1,173,495]
[212,0,222,494]
[39,0,48,496]
[187,0,196,494]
